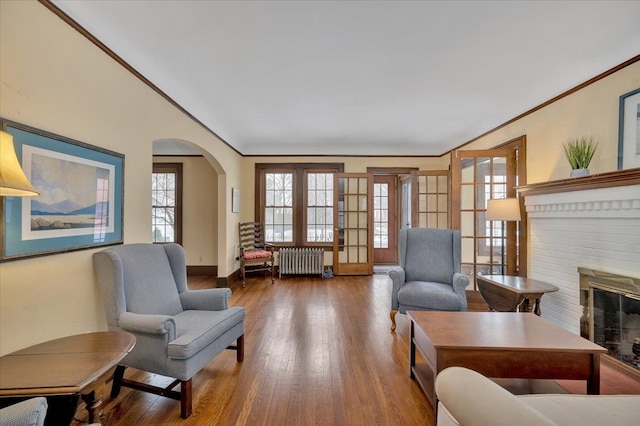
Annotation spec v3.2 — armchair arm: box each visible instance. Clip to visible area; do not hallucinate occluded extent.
[180,288,231,311]
[119,312,176,339]
[451,272,470,311]
[388,267,406,311]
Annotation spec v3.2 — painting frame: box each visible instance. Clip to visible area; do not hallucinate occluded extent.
[232,187,240,213]
[1,119,124,261]
[617,88,640,170]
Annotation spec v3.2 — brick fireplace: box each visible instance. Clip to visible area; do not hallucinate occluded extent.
[518,169,640,337]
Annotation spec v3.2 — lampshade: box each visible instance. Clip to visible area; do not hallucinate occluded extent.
[0,130,39,197]
[486,198,521,221]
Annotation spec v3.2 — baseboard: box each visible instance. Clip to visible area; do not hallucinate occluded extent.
[186,265,217,276]
[215,268,241,288]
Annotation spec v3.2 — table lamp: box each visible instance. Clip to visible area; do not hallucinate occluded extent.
[486,198,521,275]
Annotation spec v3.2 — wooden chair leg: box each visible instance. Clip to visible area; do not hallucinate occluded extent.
[110,365,126,398]
[241,265,246,288]
[180,379,192,419]
[390,310,398,331]
[237,335,245,362]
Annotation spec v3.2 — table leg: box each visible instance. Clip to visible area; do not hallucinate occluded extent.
[81,390,102,424]
[533,298,542,316]
[409,320,416,378]
[587,354,601,395]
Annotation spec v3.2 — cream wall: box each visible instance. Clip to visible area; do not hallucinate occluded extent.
[457,61,640,183]
[1,1,637,356]
[0,1,242,355]
[457,60,640,278]
[153,156,218,266]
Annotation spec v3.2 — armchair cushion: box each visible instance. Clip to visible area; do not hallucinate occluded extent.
[398,281,463,311]
[168,307,246,359]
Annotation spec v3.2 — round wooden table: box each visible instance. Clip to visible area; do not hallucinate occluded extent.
[0,331,135,425]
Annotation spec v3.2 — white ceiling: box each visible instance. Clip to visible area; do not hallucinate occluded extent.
[52,1,640,157]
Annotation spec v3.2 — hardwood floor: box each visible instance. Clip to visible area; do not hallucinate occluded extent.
[72,274,640,426]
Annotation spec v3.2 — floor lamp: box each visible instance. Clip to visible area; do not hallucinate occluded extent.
[486,198,521,275]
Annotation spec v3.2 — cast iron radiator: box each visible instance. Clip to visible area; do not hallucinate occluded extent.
[278,247,324,278]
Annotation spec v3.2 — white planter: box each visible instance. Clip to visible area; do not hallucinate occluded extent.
[570,168,590,177]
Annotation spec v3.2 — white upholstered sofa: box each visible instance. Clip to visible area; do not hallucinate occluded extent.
[435,367,640,426]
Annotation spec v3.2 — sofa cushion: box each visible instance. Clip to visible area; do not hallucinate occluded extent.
[398,281,461,311]
[521,394,640,426]
[435,367,556,426]
[168,307,246,359]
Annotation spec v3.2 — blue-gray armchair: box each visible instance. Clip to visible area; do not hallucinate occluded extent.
[93,243,245,419]
[389,228,469,330]
[0,397,47,426]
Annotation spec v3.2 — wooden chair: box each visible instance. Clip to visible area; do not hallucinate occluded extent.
[238,221,275,287]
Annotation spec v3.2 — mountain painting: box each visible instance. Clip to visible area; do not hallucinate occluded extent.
[24,147,113,238]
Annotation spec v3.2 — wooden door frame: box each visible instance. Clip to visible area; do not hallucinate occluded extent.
[451,136,527,280]
[367,167,418,265]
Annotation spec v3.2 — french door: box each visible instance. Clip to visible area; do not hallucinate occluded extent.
[333,173,373,275]
[451,149,519,290]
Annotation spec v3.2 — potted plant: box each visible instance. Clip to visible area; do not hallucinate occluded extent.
[562,136,598,177]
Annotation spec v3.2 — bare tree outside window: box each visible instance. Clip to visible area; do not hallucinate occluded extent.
[256,163,343,246]
[152,163,182,244]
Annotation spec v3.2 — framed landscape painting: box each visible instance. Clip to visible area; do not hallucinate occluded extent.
[1,119,124,261]
[618,88,640,170]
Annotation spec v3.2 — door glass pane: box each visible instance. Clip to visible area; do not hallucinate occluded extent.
[373,183,389,248]
[265,172,293,242]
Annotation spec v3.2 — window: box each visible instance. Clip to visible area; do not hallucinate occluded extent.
[152,163,182,244]
[264,172,293,242]
[307,172,334,243]
[256,163,343,246]
[373,183,389,248]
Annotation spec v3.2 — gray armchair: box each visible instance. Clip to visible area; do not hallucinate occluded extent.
[389,228,469,330]
[0,398,47,426]
[93,243,245,419]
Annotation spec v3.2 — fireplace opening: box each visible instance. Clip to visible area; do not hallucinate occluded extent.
[579,268,640,372]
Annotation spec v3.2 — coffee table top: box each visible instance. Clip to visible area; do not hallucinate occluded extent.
[408,311,605,353]
[476,275,559,294]
[0,331,135,396]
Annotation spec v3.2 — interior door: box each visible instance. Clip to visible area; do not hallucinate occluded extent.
[373,175,398,264]
[333,173,373,275]
[451,149,518,290]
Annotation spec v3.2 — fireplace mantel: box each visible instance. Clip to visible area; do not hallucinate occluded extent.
[517,167,640,196]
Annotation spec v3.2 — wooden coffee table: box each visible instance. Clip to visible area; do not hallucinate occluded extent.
[476,274,559,316]
[0,331,135,425]
[408,311,606,410]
